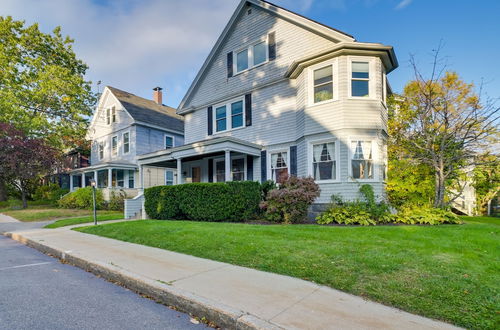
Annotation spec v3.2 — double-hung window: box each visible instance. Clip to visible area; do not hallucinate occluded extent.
[351,140,373,179]
[351,61,370,97]
[128,170,135,188]
[165,170,174,185]
[111,106,116,123]
[234,38,268,74]
[106,108,111,125]
[270,151,288,183]
[214,98,245,133]
[313,66,333,103]
[231,158,245,181]
[98,142,104,160]
[215,159,225,182]
[123,132,130,154]
[165,135,174,149]
[312,142,336,181]
[111,136,118,157]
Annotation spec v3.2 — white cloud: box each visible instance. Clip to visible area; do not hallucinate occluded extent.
[0,0,237,106]
[395,0,412,10]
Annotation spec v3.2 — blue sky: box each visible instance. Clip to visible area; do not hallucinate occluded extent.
[2,0,499,107]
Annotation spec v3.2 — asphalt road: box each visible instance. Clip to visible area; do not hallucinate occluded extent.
[0,234,207,330]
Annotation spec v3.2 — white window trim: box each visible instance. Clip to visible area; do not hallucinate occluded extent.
[165,169,176,185]
[122,130,130,154]
[308,58,339,106]
[347,56,376,100]
[111,135,118,157]
[111,106,117,123]
[213,96,246,134]
[233,35,269,75]
[307,138,341,183]
[231,155,247,181]
[347,137,378,182]
[267,148,291,183]
[106,108,111,125]
[98,141,105,160]
[164,134,175,149]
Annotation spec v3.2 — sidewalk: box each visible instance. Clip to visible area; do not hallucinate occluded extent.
[4,225,460,330]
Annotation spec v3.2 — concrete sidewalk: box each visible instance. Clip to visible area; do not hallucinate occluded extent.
[4,226,460,330]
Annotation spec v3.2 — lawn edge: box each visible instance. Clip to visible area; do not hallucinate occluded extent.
[3,230,283,330]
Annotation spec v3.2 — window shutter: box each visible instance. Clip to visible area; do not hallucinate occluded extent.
[260,150,267,182]
[245,93,252,127]
[207,106,213,136]
[208,159,214,182]
[268,32,276,61]
[290,146,297,176]
[247,155,253,181]
[227,52,233,78]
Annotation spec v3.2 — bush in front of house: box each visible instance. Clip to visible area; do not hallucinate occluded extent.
[33,183,69,204]
[107,190,126,211]
[260,176,320,224]
[58,187,105,210]
[144,181,261,222]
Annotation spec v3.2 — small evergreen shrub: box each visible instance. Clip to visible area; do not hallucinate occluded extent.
[33,183,69,204]
[144,181,261,222]
[107,190,126,211]
[260,176,320,224]
[58,187,104,210]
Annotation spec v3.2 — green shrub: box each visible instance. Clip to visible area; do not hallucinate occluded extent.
[144,181,261,222]
[391,207,461,225]
[317,203,377,226]
[33,183,69,204]
[58,187,104,210]
[260,180,277,200]
[260,176,320,224]
[107,190,126,211]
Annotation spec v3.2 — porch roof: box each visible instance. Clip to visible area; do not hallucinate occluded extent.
[138,136,263,165]
[69,162,138,174]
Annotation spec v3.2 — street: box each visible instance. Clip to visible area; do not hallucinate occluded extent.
[0,234,206,330]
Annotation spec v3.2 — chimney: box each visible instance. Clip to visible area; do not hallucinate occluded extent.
[153,86,163,105]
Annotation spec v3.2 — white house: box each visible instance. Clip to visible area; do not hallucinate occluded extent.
[69,86,184,200]
[129,0,398,218]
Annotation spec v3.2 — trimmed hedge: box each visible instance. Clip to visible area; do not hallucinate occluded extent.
[144,181,261,222]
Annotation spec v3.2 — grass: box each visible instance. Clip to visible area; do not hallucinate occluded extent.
[76,216,499,329]
[1,206,121,222]
[44,213,124,228]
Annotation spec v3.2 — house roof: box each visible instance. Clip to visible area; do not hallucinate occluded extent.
[177,0,356,112]
[107,86,184,133]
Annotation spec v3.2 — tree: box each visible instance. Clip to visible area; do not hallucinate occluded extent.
[0,123,61,208]
[390,50,499,208]
[0,16,95,200]
[473,152,500,214]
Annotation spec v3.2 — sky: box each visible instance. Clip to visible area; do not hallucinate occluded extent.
[1,0,499,108]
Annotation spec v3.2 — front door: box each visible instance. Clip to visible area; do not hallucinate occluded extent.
[192,167,201,182]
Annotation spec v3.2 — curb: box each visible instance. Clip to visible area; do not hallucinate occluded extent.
[4,231,283,330]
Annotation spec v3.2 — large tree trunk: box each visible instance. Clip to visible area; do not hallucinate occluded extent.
[0,179,7,202]
[434,170,446,208]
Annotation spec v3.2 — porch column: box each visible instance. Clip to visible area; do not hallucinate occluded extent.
[81,173,85,188]
[94,171,98,187]
[69,175,74,191]
[225,150,232,182]
[177,158,183,184]
[108,168,112,188]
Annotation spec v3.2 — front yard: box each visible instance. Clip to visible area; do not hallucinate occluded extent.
[0,205,121,222]
[76,216,499,329]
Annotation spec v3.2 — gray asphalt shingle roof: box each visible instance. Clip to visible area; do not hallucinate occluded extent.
[107,86,184,132]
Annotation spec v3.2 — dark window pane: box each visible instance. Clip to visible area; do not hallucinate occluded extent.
[232,114,243,128]
[237,49,248,72]
[253,42,266,65]
[216,119,226,131]
[352,80,369,97]
[352,160,362,179]
[352,72,369,79]
[352,62,369,78]
[231,101,243,115]
[314,84,333,103]
[216,106,226,119]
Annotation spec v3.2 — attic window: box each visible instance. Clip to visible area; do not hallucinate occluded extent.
[234,38,268,74]
[247,8,252,15]
[106,108,110,125]
[111,106,116,123]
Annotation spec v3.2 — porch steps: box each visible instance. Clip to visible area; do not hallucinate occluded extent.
[124,194,144,219]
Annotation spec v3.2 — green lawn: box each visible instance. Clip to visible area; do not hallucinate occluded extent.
[44,214,124,228]
[76,216,499,329]
[1,206,121,222]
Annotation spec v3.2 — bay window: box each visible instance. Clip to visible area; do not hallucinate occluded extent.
[351,140,373,179]
[312,142,336,181]
[351,61,370,97]
[270,151,288,183]
[313,65,333,103]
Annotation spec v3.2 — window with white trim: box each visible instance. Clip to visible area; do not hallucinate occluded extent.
[270,151,288,183]
[214,98,245,133]
[313,65,333,103]
[234,39,268,74]
[111,106,116,123]
[231,158,245,181]
[165,135,174,149]
[123,132,130,154]
[351,61,370,97]
[215,159,225,182]
[98,142,104,160]
[106,108,110,125]
[351,140,373,179]
[165,170,174,185]
[111,136,118,157]
[128,170,135,188]
[312,142,336,181]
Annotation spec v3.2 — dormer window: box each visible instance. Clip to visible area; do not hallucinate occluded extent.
[234,38,268,74]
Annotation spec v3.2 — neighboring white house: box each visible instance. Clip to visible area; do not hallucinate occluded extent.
[69,86,184,201]
[133,0,398,218]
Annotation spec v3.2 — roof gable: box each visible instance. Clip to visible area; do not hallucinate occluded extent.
[178,0,355,111]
